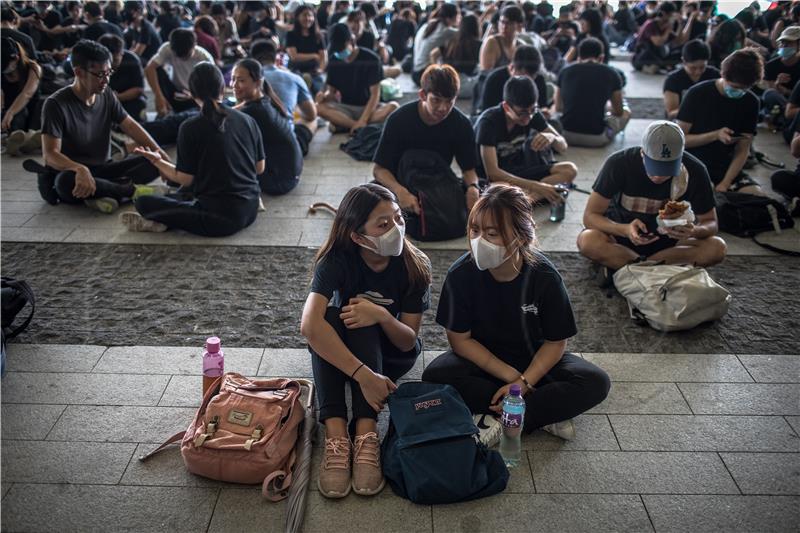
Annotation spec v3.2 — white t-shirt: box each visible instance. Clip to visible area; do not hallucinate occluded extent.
[151,43,214,91]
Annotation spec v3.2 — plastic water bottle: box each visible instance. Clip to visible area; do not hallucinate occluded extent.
[549,185,570,222]
[202,336,224,396]
[499,384,525,467]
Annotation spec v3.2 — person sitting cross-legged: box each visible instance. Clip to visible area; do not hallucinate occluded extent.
[476,76,576,206]
[577,120,726,282]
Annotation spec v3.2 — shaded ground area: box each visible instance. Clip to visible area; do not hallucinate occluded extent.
[2,242,798,354]
[626,97,666,120]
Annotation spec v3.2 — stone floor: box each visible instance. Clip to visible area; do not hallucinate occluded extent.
[1,59,799,532]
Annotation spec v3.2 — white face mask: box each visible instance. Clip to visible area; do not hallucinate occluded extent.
[359,222,405,257]
[470,236,513,271]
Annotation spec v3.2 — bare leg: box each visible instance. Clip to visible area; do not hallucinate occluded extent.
[318,102,357,129]
[577,228,639,269]
[649,236,727,267]
[368,102,400,124]
[355,418,378,436]
[540,162,578,185]
[325,417,348,438]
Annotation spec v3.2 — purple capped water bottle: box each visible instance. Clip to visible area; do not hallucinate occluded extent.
[202,336,224,396]
[499,384,525,467]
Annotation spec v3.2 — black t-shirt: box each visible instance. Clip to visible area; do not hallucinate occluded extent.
[3,28,35,59]
[614,8,637,33]
[176,107,263,203]
[310,251,431,319]
[593,146,715,233]
[764,57,800,89]
[688,18,708,41]
[677,79,760,182]
[59,16,83,48]
[356,30,377,51]
[34,10,63,51]
[124,20,162,62]
[436,252,577,360]
[478,67,548,112]
[663,65,721,103]
[326,47,383,106]
[41,86,128,166]
[557,62,623,134]
[156,13,181,42]
[387,18,415,55]
[475,104,551,175]
[84,20,124,42]
[240,97,302,181]
[109,51,145,106]
[285,30,324,54]
[373,100,477,176]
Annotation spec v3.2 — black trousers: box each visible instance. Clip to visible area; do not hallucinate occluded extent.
[421,350,610,432]
[156,67,198,113]
[771,168,800,201]
[36,156,159,205]
[142,109,199,146]
[310,306,421,422]
[134,194,259,237]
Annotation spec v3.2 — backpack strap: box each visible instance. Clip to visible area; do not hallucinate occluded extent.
[2,279,35,339]
[261,448,296,501]
[751,233,800,257]
[138,431,186,461]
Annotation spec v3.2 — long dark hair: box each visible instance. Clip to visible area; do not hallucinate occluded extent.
[314,183,432,292]
[423,3,459,39]
[468,184,539,266]
[579,7,604,37]
[234,58,289,118]
[444,12,480,62]
[188,61,227,131]
[1,37,39,80]
[290,4,323,44]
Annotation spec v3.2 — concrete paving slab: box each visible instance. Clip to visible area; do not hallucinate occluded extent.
[643,495,800,533]
[159,375,204,407]
[678,383,800,415]
[531,451,739,494]
[787,416,800,435]
[208,488,432,533]
[582,353,753,382]
[2,440,136,484]
[1,404,65,440]
[432,493,653,533]
[2,372,169,406]
[522,414,621,451]
[5,343,106,372]
[737,354,800,383]
[94,346,264,375]
[1,483,11,500]
[1,484,219,533]
[610,415,800,452]
[1,212,34,227]
[122,443,237,488]
[720,453,800,495]
[257,348,314,377]
[587,382,692,415]
[47,405,196,443]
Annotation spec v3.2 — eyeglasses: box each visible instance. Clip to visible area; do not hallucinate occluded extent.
[86,68,115,80]
[510,106,536,119]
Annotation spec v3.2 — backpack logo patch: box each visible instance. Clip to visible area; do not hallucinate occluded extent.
[414,398,442,411]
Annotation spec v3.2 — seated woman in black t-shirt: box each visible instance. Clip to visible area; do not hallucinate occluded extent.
[232,58,302,196]
[300,183,432,499]
[1,37,41,137]
[285,4,327,95]
[124,62,264,236]
[422,184,610,444]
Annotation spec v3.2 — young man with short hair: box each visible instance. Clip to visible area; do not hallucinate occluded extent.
[663,39,720,120]
[577,121,725,275]
[98,33,146,121]
[677,48,764,194]
[373,64,480,215]
[31,40,167,212]
[476,76,576,205]
[556,37,630,147]
[123,0,162,63]
[477,44,549,114]
[317,23,398,134]
[82,1,123,42]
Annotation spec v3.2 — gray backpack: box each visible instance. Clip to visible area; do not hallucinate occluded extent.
[613,262,731,332]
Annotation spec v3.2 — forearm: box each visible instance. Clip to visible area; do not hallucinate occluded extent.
[451,337,519,383]
[44,149,88,173]
[359,88,380,123]
[116,87,144,102]
[377,310,418,352]
[720,141,750,188]
[666,107,680,120]
[373,164,407,195]
[550,133,567,153]
[291,51,319,61]
[144,66,165,100]
[692,219,718,239]
[684,131,718,148]
[298,100,317,121]
[305,320,365,376]
[521,341,566,386]
[584,211,628,237]
[121,119,162,153]
[6,94,33,116]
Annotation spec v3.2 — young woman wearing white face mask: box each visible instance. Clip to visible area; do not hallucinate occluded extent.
[300,183,432,499]
[422,184,610,445]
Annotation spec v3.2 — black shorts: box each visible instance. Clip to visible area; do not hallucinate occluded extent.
[294,123,313,157]
[614,234,678,258]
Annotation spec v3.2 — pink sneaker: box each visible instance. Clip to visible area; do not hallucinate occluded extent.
[351,432,385,496]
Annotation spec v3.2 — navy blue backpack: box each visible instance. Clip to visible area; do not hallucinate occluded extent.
[380,382,509,504]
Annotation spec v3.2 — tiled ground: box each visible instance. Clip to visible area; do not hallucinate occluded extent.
[1,59,799,532]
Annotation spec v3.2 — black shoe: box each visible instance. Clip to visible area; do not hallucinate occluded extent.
[22,158,47,174]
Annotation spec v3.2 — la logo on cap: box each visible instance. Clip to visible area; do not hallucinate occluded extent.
[660,143,671,159]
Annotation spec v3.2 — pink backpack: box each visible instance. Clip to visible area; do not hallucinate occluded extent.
[140,373,304,501]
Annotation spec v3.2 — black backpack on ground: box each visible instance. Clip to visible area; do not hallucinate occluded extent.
[396,149,468,242]
[1,277,35,376]
[339,124,384,161]
[714,191,798,256]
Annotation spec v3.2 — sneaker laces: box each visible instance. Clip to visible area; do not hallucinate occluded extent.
[323,437,350,470]
[353,432,380,467]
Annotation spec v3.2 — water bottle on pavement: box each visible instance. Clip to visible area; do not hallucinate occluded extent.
[499,384,525,467]
[202,336,224,396]
[549,185,569,223]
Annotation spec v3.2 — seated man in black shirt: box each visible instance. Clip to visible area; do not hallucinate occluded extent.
[373,64,481,215]
[123,1,162,64]
[32,40,166,212]
[762,26,800,128]
[1,7,36,59]
[98,34,146,122]
[577,121,726,273]
[556,37,630,147]
[677,48,764,194]
[663,39,720,120]
[317,23,398,134]
[82,1,123,42]
[476,76,576,205]
[475,44,550,116]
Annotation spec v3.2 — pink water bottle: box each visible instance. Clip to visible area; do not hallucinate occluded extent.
[202,336,224,396]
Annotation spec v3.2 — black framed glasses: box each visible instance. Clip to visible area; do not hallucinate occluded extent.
[510,106,536,119]
[86,68,115,80]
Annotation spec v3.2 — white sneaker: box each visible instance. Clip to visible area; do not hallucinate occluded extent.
[542,419,576,441]
[120,211,168,232]
[473,414,502,448]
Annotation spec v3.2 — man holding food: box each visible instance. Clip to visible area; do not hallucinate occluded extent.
[577,121,727,283]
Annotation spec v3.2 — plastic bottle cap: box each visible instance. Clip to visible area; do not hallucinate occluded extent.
[509,384,522,396]
[206,336,221,353]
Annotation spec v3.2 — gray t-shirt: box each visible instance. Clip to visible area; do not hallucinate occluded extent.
[150,43,214,91]
[412,23,457,73]
[41,85,128,166]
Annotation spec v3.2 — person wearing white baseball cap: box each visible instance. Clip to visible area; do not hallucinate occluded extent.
[762,26,800,130]
[577,120,726,280]
[677,48,764,194]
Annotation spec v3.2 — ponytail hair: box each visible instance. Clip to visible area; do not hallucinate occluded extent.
[234,57,289,118]
[188,61,227,131]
